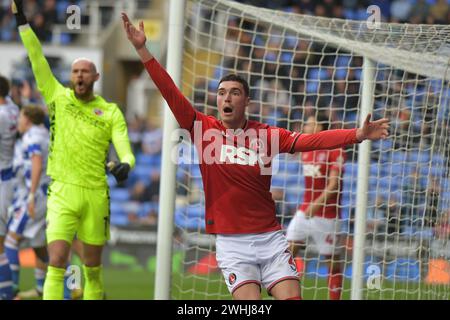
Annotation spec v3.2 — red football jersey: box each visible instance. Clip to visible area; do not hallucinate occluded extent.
[144,58,359,234]
[298,149,346,219]
[191,112,300,234]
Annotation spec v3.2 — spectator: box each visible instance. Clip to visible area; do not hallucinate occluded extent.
[429,0,449,24]
[434,211,450,240]
[30,13,50,41]
[127,116,144,155]
[141,120,162,155]
[390,0,413,23]
[424,177,441,229]
[409,0,430,24]
[130,172,161,203]
[367,196,388,238]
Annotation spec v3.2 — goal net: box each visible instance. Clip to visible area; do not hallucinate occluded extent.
[169,0,450,300]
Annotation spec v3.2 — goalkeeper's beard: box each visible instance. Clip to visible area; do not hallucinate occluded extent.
[71,81,95,101]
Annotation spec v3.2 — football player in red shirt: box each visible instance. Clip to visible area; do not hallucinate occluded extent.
[122,14,389,300]
[286,112,346,300]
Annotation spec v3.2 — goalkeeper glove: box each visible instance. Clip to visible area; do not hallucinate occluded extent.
[108,161,131,183]
[12,0,28,26]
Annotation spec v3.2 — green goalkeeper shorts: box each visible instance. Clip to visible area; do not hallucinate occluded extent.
[46,181,110,246]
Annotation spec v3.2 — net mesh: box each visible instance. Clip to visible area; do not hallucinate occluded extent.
[170,0,450,300]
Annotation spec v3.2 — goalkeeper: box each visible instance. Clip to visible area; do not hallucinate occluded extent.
[12,1,135,300]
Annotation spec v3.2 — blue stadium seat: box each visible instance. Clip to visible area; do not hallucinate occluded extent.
[136,153,154,166]
[408,151,430,164]
[305,257,329,278]
[138,201,159,217]
[110,188,130,202]
[174,213,205,231]
[190,165,202,178]
[186,205,205,218]
[432,154,445,168]
[391,151,407,164]
[110,214,128,226]
[110,205,128,226]
[308,68,330,80]
[385,258,420,282]
[107,174,117,188]
[133,165,152,182]
[286,161,300,173]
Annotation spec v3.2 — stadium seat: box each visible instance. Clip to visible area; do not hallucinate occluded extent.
[110,205,128,226]
[408,151,430,164]
[110,188,130,202]
[110,214,129,226]
[136,153,154,166]
[385,258,420,282]
[137,201,159,217]
[186,205,205,218]
[271,176,285,188]
[391,151,407,164]
[431,154,445,168]
[286,161,300,173]
[133,165,152,182]
[305,257,329,278]
[107,174,117,188]
[174,213,205,231]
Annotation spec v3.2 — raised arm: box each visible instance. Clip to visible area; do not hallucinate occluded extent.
[13,0,64,104]
[121,13,196,131]
[292,114,390,152]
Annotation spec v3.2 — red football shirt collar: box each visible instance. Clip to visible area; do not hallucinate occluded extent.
[219,119,249,137]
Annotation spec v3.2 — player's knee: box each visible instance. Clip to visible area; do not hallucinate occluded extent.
[232,283,261,300]
[48,254,67,268]
[33,246,49,264]
[270,279,300,300]
[47,242,70,268]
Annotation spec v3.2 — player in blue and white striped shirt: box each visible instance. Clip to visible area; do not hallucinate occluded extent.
[0,75,19,300]
[5,105,49,298]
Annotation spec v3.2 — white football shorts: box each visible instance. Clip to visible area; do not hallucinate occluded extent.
[0,179,15,237]
[216,230,299,295]
[286,210,341,256]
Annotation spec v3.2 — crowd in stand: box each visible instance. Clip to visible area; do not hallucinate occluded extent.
[0,0,85,43]
[241,0,450,24]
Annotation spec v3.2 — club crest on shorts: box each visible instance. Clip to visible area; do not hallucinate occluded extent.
[286,250,297,272]
[228,273,237,285]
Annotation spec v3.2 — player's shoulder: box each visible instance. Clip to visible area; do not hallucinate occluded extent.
[24,125,48,142]
[95,95,119,110]
[0,100,19,117]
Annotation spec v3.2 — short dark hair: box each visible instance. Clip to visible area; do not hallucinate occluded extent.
[316,111,330,130]
[21,105,46,125]
[0,75,10,98]
[218,74,250,97]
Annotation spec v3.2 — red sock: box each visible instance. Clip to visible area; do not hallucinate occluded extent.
[328,266,342,300]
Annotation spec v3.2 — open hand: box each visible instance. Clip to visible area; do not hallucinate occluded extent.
[356,114,390,142]
[121,12,146,50]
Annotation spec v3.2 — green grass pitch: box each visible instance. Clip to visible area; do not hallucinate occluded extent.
[18,267,449,300]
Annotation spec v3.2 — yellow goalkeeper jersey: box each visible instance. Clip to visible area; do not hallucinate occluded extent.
[19,25,135,189]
